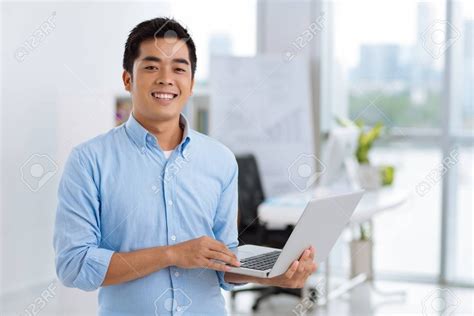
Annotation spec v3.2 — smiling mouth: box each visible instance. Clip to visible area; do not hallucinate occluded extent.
[151,92,178,100]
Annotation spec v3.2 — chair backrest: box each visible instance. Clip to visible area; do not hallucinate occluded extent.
[236,154,266,229]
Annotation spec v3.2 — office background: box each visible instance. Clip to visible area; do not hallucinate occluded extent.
[1,0,473,315]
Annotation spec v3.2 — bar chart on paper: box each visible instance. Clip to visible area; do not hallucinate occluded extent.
[210,56,314,195]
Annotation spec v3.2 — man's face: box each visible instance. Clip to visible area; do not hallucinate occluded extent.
[123,38,194,123]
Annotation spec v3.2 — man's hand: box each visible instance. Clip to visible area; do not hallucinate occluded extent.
[224,246,317,287]
[263,246,317,288]
[168,236,240,272]
[266,246,317,288]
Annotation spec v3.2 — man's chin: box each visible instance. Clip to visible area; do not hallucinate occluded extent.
[146,109,181,123]
[132,101,183,123]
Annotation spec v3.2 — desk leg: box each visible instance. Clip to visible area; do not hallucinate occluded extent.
[317,273,368,306]
[324,256,330,304]
[318,255,366,306]
[316,220,406,307]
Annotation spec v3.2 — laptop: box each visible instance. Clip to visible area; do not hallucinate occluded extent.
[226,190,364,278]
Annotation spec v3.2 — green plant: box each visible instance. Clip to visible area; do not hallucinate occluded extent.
[337,117,395,186]
[359,222,372,241]
[355,121,383,164]
[336,117,383,164]
[380,165,394,185]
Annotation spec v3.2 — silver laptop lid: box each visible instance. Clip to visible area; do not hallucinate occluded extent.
[268,190,364,278]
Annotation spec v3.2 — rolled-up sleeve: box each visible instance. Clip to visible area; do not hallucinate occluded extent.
[53,147,114,292]
[213,156,243,291]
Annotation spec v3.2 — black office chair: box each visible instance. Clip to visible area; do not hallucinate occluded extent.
[231,154,301,311]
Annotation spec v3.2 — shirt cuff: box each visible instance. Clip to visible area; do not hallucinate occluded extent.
[217,271,248,291]
[217,271,235,291]
[73,247,114,291]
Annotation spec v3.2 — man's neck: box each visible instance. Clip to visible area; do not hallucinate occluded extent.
[133,113,183,151]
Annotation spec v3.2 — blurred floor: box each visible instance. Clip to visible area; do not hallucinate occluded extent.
[226,279,474,315]
[2,278,473,315]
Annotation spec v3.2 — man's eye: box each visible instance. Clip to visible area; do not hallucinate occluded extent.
[176,68,186,72]
[145,66,158,70]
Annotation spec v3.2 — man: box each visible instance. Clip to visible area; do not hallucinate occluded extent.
[54,17,316,315]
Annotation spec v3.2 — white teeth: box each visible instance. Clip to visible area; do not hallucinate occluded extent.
[152,92,175,100]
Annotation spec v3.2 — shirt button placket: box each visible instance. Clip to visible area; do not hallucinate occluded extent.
[162,166,174,245]
[163,161,180,292]
[163,157,184,294]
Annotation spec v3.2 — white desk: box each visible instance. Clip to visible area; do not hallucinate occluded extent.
[259,186,410,227]
[257,186,410,306]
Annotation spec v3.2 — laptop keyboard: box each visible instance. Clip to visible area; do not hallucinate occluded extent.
[239,250,281,271]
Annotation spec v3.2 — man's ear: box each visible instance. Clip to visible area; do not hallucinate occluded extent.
[190,78,195,95]
[122,70,132,92]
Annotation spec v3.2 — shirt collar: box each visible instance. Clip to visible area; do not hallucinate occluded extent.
[125,113,191,159]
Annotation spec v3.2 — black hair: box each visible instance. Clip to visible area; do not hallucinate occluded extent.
[123,17,197,78]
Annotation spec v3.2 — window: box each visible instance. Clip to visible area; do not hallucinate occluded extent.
[323,0,473,283]
[444,0,474,285]
[450,146,474,283]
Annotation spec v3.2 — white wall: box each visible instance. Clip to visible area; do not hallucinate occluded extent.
[1,1,170,294]
[0,0,4,297]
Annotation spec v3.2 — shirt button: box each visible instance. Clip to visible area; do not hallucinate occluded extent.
[171,235,176,241]
[168,200,173,206]
[176,306,182,312]
[174,271,180,277]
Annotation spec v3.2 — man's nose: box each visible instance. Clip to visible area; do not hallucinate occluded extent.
[156,70,174,86]
[157,78,173,85]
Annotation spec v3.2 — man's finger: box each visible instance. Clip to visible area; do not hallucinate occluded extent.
[298,260,306,273]
[205,259,231,272]
[299,248,310,261]
[207,249,240,266]
[285,261,299,279]
[309,246,316,260]
[304,262,313,274]
[208,240,238,260]
[298,260,309,272]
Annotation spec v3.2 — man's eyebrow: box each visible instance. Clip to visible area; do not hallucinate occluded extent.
[142,56,161,63]
[141,56,190,66]
[172,58,190,66]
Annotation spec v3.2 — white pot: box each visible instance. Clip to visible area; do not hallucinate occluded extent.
[350,239,373,280]
[357,164,382,190]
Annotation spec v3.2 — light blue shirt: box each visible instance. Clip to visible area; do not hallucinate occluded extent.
[53,113,239,315]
